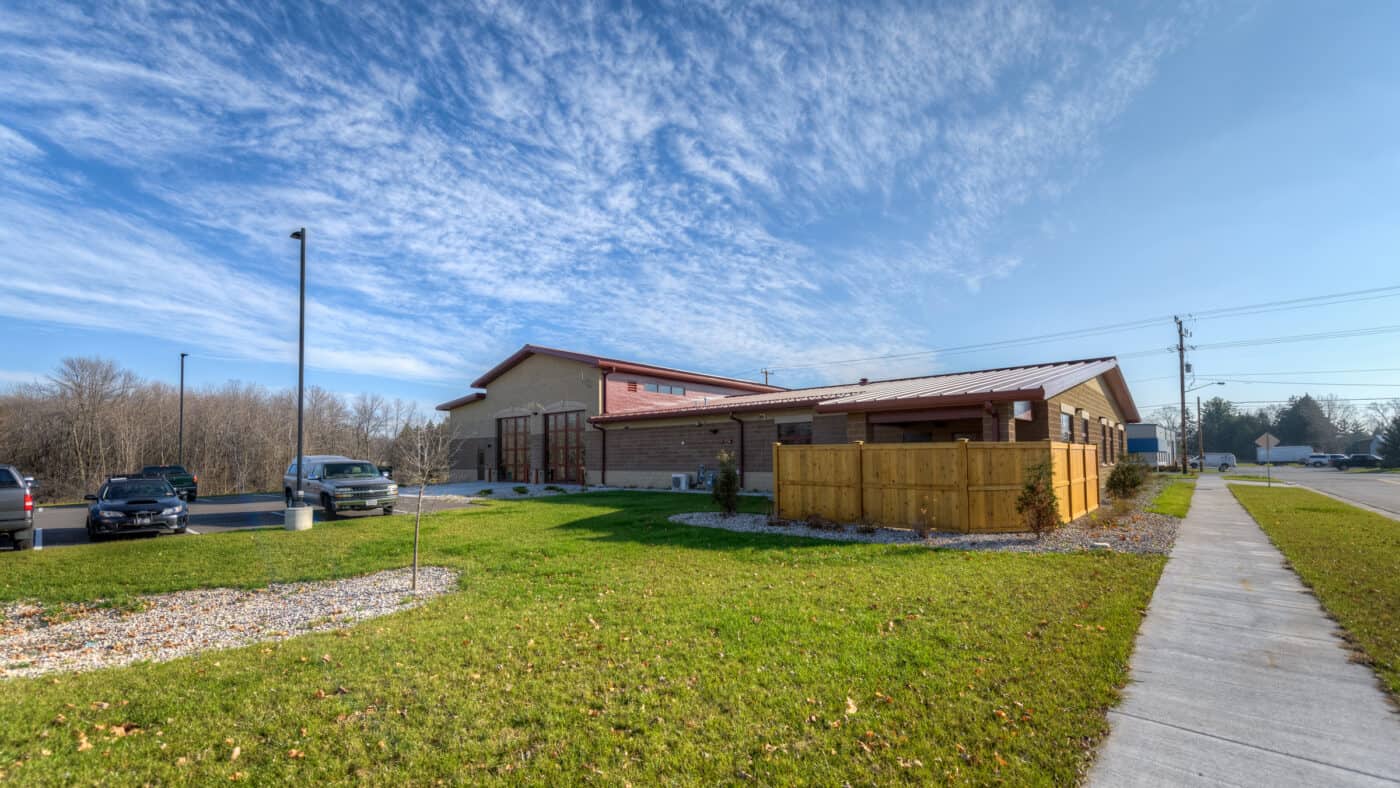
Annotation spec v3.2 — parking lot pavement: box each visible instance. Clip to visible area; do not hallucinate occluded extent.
[1223,465,1400,518]
[24,493,478,550]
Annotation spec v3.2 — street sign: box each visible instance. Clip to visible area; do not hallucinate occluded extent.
[1256,432,1278,487]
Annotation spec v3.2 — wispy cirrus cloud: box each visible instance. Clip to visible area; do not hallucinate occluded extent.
[0,0,1197,386]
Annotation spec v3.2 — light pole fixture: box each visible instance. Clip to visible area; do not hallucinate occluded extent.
[286,227,311,529]
[1186,381,1226,393]
[178,352,189,465]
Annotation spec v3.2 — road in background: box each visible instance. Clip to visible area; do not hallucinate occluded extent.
[22,493,477,549]
[1223,465,1400,518]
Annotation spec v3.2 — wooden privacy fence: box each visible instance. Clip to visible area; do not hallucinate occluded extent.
[772,440,1099,534]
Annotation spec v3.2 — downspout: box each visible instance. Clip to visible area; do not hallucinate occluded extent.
[729,413,745,488]
[597,367,612,486]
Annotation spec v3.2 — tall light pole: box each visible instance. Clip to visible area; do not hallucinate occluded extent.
[178,352,189,465]
[290,228,307,509]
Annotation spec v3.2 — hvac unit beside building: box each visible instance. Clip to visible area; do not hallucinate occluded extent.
[671,473,690,491]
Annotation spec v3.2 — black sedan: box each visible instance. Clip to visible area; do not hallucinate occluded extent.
[1333,454,1383,470]
[85,477,189,541]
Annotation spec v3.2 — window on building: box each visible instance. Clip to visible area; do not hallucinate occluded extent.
[1101,423,1109,461]
[643,382,686,396]
[1082,416,1090,448]
[777,421,813,445]
[1060,413,1073,442]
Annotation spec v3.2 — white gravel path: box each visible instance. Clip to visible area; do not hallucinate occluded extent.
[0,567,459,679]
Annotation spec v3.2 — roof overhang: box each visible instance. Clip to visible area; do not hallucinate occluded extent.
[814,389,1045,415]
[471,344,782,393]
[435,392,485,412]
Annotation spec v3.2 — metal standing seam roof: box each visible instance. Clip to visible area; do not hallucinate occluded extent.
[591,357,1140,423]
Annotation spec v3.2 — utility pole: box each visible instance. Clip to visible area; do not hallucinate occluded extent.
[178,352,189,465]
[1197,395,1204,464]
[1176,316,1189,474]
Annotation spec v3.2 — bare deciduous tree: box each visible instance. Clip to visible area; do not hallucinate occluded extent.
[393,416,453,591]
[0,357,408,502]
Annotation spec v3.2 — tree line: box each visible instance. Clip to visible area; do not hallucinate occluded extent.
[1149,393,1400,463]
[0,357,438,502]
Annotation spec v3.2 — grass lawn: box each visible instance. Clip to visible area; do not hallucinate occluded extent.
[1145,480,1196,518]
[1229,485,1400,699]
[0,492,1163,784]
[1219,474,1288,484]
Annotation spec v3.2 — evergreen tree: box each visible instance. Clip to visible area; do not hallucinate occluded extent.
[1380,414,1400,469]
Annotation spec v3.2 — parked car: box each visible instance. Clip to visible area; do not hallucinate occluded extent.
[1189,452,1238,472]
[141,464,198,501]
[282,455,397,519]
[1302,453,1334,468]
[84,476,188,541]
[0,465,36,551]
[1333,454,1383,470]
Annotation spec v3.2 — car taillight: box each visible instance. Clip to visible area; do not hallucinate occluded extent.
[23,492,33,512]
[193,474,199,483]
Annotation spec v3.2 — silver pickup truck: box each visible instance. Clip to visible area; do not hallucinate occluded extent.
[282,455,397,519]
[1,464,36,551]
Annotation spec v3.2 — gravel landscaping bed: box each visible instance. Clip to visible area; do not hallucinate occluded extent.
[0,567,459,679]
[669,497,1178,555]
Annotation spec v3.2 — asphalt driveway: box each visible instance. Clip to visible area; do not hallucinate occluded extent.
[1224,465,1400,518]
[23,493,477,550]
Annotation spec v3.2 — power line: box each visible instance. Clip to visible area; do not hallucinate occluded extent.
[1196,367,1400,377]
[1215,379,1400,388]
[755,283,1400,376]
[1138,395,1399,410]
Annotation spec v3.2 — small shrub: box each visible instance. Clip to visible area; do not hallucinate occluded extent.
[912,495,936,539]
[512,485,529,495]
[476,488,493,496]
[1106,456,1148,500]
[804,514,842,531]
[855,521,878,535]
[1016,460,1062,539]
[712,450,739,516]
[544,485,566,492]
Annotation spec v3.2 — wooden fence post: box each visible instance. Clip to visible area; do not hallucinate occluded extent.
[960,439,971,534]
[854,441,865,523]
[771,442,782,518]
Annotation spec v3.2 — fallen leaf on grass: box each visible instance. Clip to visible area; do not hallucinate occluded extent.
[287,749,305,759]
[845,697,858,715]
[230,746,240,761]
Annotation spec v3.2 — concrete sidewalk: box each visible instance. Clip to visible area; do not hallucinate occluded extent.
[1089,476,1400,786]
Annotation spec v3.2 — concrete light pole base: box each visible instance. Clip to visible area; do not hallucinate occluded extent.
[284,506,313,531]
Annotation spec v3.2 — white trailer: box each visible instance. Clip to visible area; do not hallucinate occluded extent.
[1255,445,1312,465]
[1126,423,1176,469]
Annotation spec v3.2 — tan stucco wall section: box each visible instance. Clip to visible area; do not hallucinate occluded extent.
[446,353,601,441]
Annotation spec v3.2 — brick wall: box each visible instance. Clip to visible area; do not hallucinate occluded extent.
[812,414,847,444]
[605,375,758,414]
[1047,377,1130,464]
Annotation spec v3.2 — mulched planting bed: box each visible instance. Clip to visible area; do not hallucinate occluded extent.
[670,479,1180,555]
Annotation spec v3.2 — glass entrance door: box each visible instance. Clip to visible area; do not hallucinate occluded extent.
[497,416,530,482]
[545,410,584,483]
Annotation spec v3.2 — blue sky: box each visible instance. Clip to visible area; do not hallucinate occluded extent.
[1,0,1398,421]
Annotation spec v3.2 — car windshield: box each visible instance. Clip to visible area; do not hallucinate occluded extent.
[104,481,175,499]
[322,462,379,479]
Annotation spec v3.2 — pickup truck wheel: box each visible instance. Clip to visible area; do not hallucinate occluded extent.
[322,495,339,520]
[382,506,394,516]
[1219,463,1230,472]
